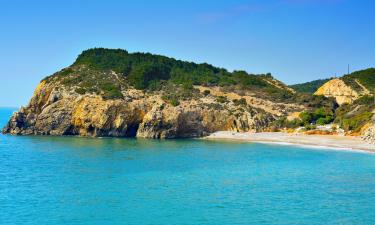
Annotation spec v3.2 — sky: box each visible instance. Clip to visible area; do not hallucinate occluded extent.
[1,0,374,107]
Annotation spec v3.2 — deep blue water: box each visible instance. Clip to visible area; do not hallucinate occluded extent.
[1,108,375,225]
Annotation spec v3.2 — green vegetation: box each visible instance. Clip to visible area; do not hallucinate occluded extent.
[162,94,180,106]
[290,78,332,93]
[233,98,247,106]
[47,66,125,99]
[271,106,336,131]
[160,82,199,106]
[290,95,374,132]
[59,68,74,77]
[203,90,211,96]
[288,93,338,109]
[216,96,228,103]
[41,48,375,133]
[128,62,170,89]
[51,48,344,108]
[99,82,123,99]
[270,117,303,130]
[288,69,375,132]
[290,68,375,94]
[341,68,375,92]
[275,95,374,132]
[334,96,374,132]
[299,108,334,126]
[72,48,293,101]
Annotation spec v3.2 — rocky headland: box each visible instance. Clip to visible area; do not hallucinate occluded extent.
[3,48,305,138]
[3,48,375,142]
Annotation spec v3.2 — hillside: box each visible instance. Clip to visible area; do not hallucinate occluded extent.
[314,68,375,105]
[3,48,313,138]
[290,78,332,93]
[54,48,295,102]
[342,68,375,92]
[310,69,375,138]
[4,48,373,139]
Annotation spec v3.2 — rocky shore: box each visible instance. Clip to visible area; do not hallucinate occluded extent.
[3,48,375,142]
[2,81,279,138]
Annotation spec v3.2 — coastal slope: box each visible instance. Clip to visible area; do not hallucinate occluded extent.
[314,68,375,105]
[4,48,374,142]
[3,48,305,138]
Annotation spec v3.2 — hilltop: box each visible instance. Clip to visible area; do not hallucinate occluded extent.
[313,68,375,105]
[290,78,332,94]
[290,68,375,105]
[44,48,296,102]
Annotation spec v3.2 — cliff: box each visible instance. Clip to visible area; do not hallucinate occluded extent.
[314,78,359,105]
[3,48,305,138]
[313,69,375,105]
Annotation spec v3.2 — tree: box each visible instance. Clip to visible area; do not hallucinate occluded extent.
[128,62,171,89]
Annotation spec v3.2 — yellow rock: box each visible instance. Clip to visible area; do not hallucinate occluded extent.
[314,78,358,105]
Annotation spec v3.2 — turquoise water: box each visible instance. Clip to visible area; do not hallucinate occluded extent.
[1,108,375,225]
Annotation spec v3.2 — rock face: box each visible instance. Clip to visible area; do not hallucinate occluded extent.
[314,78,371,105]
[362,124,375,144]
[314,79,358,105]
[3,78,287,139]
[3,48,308,139]
[362,113,375,144]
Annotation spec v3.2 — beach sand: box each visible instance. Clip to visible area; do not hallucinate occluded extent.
[204,131,375,153]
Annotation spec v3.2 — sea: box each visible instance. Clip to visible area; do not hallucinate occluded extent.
[1,107,375,225]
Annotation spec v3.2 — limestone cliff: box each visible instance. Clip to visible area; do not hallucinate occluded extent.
[314,79,359,105]
[3,77,297,138]
[314,69,375,105]
[2,48,307,138]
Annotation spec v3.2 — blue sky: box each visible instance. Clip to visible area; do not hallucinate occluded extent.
[1,0,374,107]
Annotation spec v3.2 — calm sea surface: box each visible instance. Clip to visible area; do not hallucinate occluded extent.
[1,108,375,225]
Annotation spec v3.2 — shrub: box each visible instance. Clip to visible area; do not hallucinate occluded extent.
[203,90,211,96]
[299,111,313,125]
[316,116,333,125]
[270,117,303,129]
[354,95,373,105]
[73,48,296,102]
[341,111,372,132]
[170,98,180,106]
[59,68,73,76]
[216,96,228,103]
[233,98,247,106]
[76,88,86,95]
[162,94,180,107]
[299,107,334,126]
[147,80,163,91]
[99,82,123,99]
[128,62,171,89]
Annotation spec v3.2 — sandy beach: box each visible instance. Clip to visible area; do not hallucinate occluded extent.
[205,131,375,153]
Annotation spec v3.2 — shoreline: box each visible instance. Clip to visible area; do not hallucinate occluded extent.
[204,131,375,154]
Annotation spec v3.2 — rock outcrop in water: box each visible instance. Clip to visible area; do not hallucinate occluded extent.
[3,48,306,138]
